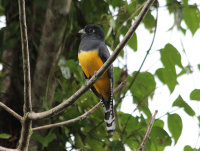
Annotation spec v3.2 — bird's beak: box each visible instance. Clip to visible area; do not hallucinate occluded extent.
[78,29,86,34]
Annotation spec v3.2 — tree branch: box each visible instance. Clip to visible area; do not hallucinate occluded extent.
[17,0,32,150]
[137,110,158,151]
[32,81,126,132]
[0,146,19,151]
[0,102,22,121]
[32,102,101,132]
[28,0,155,120]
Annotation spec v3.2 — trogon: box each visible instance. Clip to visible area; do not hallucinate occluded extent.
[78,24,115,133]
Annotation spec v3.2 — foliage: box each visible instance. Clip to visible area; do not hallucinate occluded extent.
[0,133,11,139]
[0,0,200,150]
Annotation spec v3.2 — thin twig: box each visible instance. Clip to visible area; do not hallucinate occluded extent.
[115,3,158,109]
[121,87,159,136]
[32,102,101,132]
[88,120,104,133]
[137,110,158,151]
[0,146,19,151]
[157,107,181,120]
[116,2,146,37]
[32,81,126,131]
[17,0,32,150]
[0,102,23,121]
[127,4,158,91]
[28,0,155,121]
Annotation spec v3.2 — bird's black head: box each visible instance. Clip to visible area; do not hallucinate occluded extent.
[79,24,105,42]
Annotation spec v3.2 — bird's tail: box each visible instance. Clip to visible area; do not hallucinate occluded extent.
[101,98,115,133]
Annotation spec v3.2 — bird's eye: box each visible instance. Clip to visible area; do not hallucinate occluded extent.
[89,28,95,33]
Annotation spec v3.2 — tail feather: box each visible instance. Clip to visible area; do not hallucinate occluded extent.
[101,98,116,133]
[105,107,115,133]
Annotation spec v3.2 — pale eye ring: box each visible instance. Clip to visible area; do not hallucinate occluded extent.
[89,28,95,33]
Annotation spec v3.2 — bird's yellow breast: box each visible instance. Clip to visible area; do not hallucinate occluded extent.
[78,50,110,100]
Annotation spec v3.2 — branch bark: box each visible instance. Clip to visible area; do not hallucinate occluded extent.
[0,102,22,121]
[17,0,32,150]
[137,110,158,151]
[0,146,19,151]
[28,0,155,120]
[32,81,126,131]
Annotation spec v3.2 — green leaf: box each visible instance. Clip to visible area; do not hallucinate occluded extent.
[166,0,173,14]
[7,21,20,36]
[161,43,183,69]
[119,50,124,58]
[183,5,200,35]
[47,141,67,151]
[54,92,64,103]
[75,133,85,148]
[29,146,37,151]
[127,33,137,51]
[140,105,152,118]
[119,112,144,132]
[172,95,195,116]
[85,136,105,150]
[155,68,165,84]
[180,26,186,35]
[183,0,188,6]
[168,113,182,145]
[150,143,165,151]
[154,119,164,128]
[190,89,200,101]
[31,133,56,147]
[120,26,128,36]
[160,43,183,93]
[128,72,156,104]
[197,116,200,123]
[126,140,140,151]
[0,37,18,52]
[126,1,137,13]
[142,11,155,32]
[111,140,125,151]
[198,64,200,70]
[43,134,56,147]
[150,126,172,146]
[177,65,193,77]
[0,6,4,16]
[0,133,11,139]
[111,0,121,8]
[80,0,109,23]
[66,59,82,79]
[163,67,177,93]
[184,145,193,151]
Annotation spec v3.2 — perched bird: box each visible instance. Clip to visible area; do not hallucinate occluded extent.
[78,24,115,133]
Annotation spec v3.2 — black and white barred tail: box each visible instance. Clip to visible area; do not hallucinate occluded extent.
[100,97,115,133]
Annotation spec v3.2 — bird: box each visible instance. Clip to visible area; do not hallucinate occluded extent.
[78,24,115,133]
